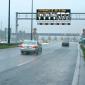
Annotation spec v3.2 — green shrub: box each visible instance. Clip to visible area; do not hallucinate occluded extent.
[0,43,18,49]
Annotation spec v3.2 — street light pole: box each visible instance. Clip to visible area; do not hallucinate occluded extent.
[31,0,33,40]
[8,0,11,44]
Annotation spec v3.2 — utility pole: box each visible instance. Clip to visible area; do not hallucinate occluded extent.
[8,0,11,44]
[16,12,18,43]
[31,0,33,40]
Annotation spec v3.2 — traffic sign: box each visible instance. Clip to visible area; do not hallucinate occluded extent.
[36,9,71,25]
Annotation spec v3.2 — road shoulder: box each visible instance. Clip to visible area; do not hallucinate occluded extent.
[79,50,85,85]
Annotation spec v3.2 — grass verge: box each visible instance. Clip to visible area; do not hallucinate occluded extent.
[80,44,85,60]
[0,43,18,49]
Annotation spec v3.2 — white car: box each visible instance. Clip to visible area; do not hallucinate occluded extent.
[19,40,42,55]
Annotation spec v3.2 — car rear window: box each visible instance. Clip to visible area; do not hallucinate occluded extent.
[23,40,37,45]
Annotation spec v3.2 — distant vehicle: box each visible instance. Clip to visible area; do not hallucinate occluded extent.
[62,37,69,47]
[19,40,42,55]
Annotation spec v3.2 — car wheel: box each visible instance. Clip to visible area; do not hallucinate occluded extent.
[39,48,42,54]
[35,50,39,55]
[21,51,25,55]
[41,48,42,52]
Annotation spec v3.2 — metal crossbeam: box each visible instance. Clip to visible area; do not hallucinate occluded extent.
[16,12,85,20]
[71,13,85,20]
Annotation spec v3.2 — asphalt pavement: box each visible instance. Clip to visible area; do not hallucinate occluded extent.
[0,42,78,85]
[0,42,61,72]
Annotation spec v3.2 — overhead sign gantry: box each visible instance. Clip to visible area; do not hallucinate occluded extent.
[15,10,85,42]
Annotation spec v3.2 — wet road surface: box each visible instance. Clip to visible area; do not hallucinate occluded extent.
[0,42,78,85]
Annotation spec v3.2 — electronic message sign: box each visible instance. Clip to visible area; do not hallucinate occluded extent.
[36,9,71,25]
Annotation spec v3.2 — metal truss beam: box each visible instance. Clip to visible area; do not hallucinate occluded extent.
[16,12,85,20]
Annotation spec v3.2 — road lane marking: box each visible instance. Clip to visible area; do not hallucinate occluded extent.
[17,59,35,67]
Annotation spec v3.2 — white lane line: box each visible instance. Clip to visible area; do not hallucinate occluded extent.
[17,59,35,67]
[72,43,81,85]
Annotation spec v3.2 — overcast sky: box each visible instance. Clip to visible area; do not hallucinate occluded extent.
[0,0,85,33]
